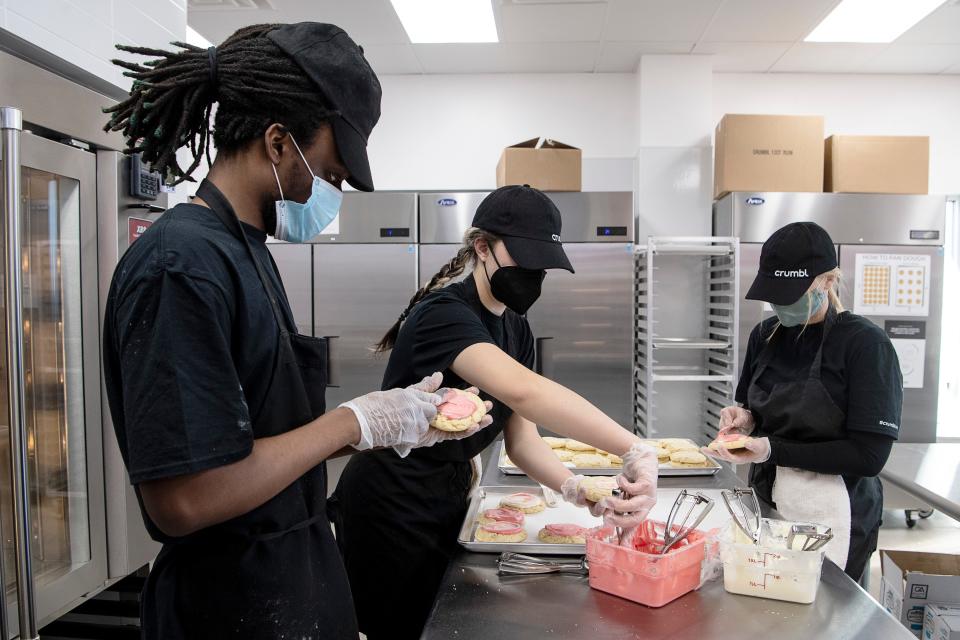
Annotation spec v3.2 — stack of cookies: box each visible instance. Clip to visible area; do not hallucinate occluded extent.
[638,438,711,468]
[541,437,622,469]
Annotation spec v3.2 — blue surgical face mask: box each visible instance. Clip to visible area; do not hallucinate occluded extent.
[772,289,827,327]
[272,134,342,243]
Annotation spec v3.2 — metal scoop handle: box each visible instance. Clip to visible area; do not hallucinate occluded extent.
[721,488,762,546]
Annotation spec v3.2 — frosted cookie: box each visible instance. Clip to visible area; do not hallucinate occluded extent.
[479,508,524,526]
[669,450,710,468]
[660,438,699,453]
[542,437,568,449]
[709,433,752,451]
[582,476,619,503]
[500,492,546,514]
[606,453,623,466]
[573,453,610,469]
[538,523,587,544]
[565,440,596,452]
[430,389,486,432]
[554,448,576,462]
[475,522,527,543]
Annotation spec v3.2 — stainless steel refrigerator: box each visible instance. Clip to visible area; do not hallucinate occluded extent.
[714,192,946,443]
[419,192,635,427]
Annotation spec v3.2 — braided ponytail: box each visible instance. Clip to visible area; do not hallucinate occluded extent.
[375,228,498,353]
[103,24,335,184]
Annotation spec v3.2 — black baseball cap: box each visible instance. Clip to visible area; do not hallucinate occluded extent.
[746,222,837,305]
[268,23,382,192]
[472,185,574,273]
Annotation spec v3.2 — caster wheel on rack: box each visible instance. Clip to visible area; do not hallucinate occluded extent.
[905,510,917,528]
[919,509,934,520]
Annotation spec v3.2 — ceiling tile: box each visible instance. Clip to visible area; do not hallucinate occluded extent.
[604,0,723,42]
[362,44,423,75]
[859,44,960,74]
[498,2,606,43]
[413,42,601,74]
[897,3,960,45]
[595,41,694,72]
[693,42,792,72]
[700,0,839,43]
[770,43,888,73]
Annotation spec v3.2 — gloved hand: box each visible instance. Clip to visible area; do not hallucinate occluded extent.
[341,373,443,457]
[597,443,658,532]
[718,405,755,437]
[560,474,608,518]
[398,384,494,456]
[702,436,771,464]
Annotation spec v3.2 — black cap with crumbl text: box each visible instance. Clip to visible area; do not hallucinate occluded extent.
[746,221,837,305]
[472,185,575,273]
[268,22,382,192]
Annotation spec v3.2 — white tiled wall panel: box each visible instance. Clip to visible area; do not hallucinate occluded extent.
[0,0,186,90]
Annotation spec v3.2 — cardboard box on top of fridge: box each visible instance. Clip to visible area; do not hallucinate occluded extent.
[882,550,960,637]
[925,605,960,640]
[496,137,582,192]
[713,114,824,200]
[824,135,929,195]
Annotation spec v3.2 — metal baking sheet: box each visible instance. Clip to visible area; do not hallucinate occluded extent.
[495,441,720,477]
[458,485,734,555]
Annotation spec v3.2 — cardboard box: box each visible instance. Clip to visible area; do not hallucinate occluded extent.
[925,606,960,640]
[825,135,929,194]
[713,114,825,199]
[496,137,582,192]
[882,551,960,637]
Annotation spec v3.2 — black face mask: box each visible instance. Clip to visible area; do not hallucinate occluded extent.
[485,252,546,316]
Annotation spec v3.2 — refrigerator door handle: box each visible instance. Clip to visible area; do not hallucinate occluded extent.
[322,335,341,388]
[534,336,554,378]
[1,106,39,640]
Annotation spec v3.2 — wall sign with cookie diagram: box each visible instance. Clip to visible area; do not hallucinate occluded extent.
[853,253,931,317]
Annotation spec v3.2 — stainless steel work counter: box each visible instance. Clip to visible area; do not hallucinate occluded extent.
[422,441,913,639]
[879,443,960,522]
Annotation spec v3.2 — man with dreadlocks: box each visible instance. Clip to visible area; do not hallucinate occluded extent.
[101,23,487,639]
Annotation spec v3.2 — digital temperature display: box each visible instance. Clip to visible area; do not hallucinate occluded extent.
[596,226,628,237]
[380,228,410,238]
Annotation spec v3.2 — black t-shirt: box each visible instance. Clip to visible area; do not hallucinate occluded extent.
[103,203,294,538]
[382,275,535,462]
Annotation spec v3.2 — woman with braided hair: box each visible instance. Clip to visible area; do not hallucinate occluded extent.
[331,186,660,639]
[101,23,487,639]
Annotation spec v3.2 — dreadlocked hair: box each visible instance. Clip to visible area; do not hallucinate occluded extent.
[103,24,336,184]
[375,227,500,353]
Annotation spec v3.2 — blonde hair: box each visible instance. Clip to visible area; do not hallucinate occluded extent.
[375,227,499,352]
[766,267,843,341]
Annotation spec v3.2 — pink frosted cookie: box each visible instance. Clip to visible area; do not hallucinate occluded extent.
[479,508,525,526]
[475,522,527,543]
[499,492,546,514]
[708,433,752,451]
[430,389,486,432]
[538,523,588,544]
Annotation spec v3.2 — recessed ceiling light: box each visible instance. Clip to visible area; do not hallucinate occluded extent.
[805,0,947,43]
[389,0,498,44]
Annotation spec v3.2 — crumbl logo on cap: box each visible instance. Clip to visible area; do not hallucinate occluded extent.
[551,234,560,242]
[774,268,809,278]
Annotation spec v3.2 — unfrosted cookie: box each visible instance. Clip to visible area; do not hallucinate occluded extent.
[565,440,596,452]
[670,450,710,468]
[554,448,576,462]
[709,433,752,451]
[582,476,619,503]
[542,437,568,449]
[660,438,699,452]
[606,453,623,466]
[538,523,587,544]
[479,508,524,526]
[573,453,609,469]
[475,522,527,543]
[500,492,546,514]
[430,389,486,432]
[654,446,671,463]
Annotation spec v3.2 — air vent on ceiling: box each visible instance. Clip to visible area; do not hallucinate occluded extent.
[187,0,275,10]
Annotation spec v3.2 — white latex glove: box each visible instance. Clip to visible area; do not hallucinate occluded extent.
[596,443,659,541]
[398,385,494,456]
[702,436,771,464]
[718,405,756,437]
[560,474,607,518]
[340,373,443,457]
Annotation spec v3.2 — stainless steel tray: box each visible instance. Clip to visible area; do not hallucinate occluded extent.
[495,440,721,477]
[458,486,734,555]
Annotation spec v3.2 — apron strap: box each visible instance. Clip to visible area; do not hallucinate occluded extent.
[196,179,292,335]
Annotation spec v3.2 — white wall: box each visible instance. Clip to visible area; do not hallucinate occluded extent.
[0,0,186,90]
[713,73,960,196]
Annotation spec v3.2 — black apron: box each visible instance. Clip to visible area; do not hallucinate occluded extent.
[747,312,881,580]
[140,180,358,639]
